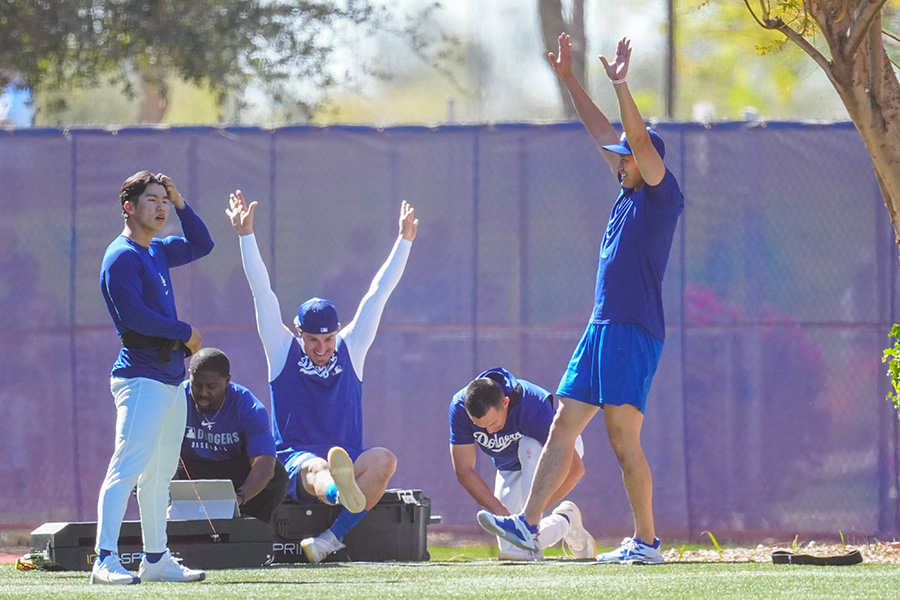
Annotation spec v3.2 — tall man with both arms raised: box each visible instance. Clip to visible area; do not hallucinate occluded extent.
[477,34,684,563]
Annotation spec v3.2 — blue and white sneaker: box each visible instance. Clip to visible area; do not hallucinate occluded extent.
[476,512,538,551]
[596,537,664,564]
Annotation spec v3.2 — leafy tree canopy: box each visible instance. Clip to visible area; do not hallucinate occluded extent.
[0,0,453,120]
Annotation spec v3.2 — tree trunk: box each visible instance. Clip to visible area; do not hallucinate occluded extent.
[538,0,585,118]
[139,63,168,124]
[800,3,900,253]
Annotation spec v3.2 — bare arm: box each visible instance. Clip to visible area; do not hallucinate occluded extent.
[601,38,666,187]
[236,454,276,505]
[449,444,509,515]
[548,32,619,174]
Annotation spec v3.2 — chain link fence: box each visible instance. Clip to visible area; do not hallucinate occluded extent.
[0,121,896,542]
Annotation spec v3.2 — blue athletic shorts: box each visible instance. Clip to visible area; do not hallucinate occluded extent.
[556,323,663,413]
[282,451,321,503]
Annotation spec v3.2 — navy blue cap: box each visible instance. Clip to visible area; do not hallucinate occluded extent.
[294,298,339,334]
[602,128,666,159]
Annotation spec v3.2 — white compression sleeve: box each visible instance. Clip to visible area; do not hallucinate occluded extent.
[341,236,412,380]
[239,233,294,381]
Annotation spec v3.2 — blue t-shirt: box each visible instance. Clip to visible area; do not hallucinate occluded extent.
[270,336,363,463]
[591,168,683,341]
[449,367,555,472]
[100,204,214,384]
[181,381,276,461]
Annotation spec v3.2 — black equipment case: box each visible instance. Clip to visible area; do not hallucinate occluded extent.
[271,488,439,563]
[29,517,273,571]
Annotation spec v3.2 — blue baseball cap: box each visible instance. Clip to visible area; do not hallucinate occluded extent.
[294,298,339,333]
[602,128,666,159]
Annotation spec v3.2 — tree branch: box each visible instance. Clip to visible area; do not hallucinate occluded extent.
[743,0,768,28]
[774,17,834,74]
[845,0,888,59]
[744,1,837,85]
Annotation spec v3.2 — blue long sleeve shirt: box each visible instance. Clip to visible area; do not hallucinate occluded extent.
[100,203,214,384]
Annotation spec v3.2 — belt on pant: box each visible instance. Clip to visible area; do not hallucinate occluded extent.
[120,330,189,364]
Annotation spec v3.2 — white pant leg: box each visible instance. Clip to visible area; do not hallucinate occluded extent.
[514,436,565,551]
[494,435,587,552]
[535,434,587,549]
[137,381,186,553]
[493,468,522,554]
[493,436,543,553]
[95,377,184,554]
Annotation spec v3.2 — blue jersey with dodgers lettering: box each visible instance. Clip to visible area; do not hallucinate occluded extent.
[591,168,683,342]
[270,336,362,463]
[448,367,555,472]
[181,381,276,462]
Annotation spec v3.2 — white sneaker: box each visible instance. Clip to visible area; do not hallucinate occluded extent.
[301,529,346,564]
[596,537,665,564]
[498,547,543,561]
[138,550,206,582]
[552,501,597,559]
[89,553,140,585]
[327,446,366,513]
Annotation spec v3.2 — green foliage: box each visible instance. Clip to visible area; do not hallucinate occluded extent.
[677,1,838,119]
[701,530,723,558]
[0,0,452,120]
[882,323,900,421]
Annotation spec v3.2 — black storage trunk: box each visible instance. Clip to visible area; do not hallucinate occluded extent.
[272,488,437,563]
[29,517,274,571]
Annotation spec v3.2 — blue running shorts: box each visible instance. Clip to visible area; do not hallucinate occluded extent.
[557,323,663,413]
[283,451,321,503]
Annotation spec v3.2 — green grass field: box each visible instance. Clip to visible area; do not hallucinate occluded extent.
[4,546,899,600]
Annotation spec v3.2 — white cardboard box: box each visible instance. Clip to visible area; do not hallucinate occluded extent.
[168,479,240,520]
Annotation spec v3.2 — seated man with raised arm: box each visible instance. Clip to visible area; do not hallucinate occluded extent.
[227,191,418,563]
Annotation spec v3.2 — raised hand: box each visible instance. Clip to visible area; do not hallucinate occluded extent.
[547,32,574,79]
[399,200,418,242]
[599,37,632,82]
[226,189,257,236]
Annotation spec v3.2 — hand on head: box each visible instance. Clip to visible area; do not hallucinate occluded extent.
[156,173,185,209]
[399,200,418,242]
[226,190,257,236]
[599,37,631,82]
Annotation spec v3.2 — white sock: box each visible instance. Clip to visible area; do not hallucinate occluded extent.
[537,513,569,550]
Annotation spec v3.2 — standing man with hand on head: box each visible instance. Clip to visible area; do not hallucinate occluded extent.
[176,347,289,525]
[450,367,595,560]
[477,34,684,564]
[227,190,418,564]
[93,171,213,585]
